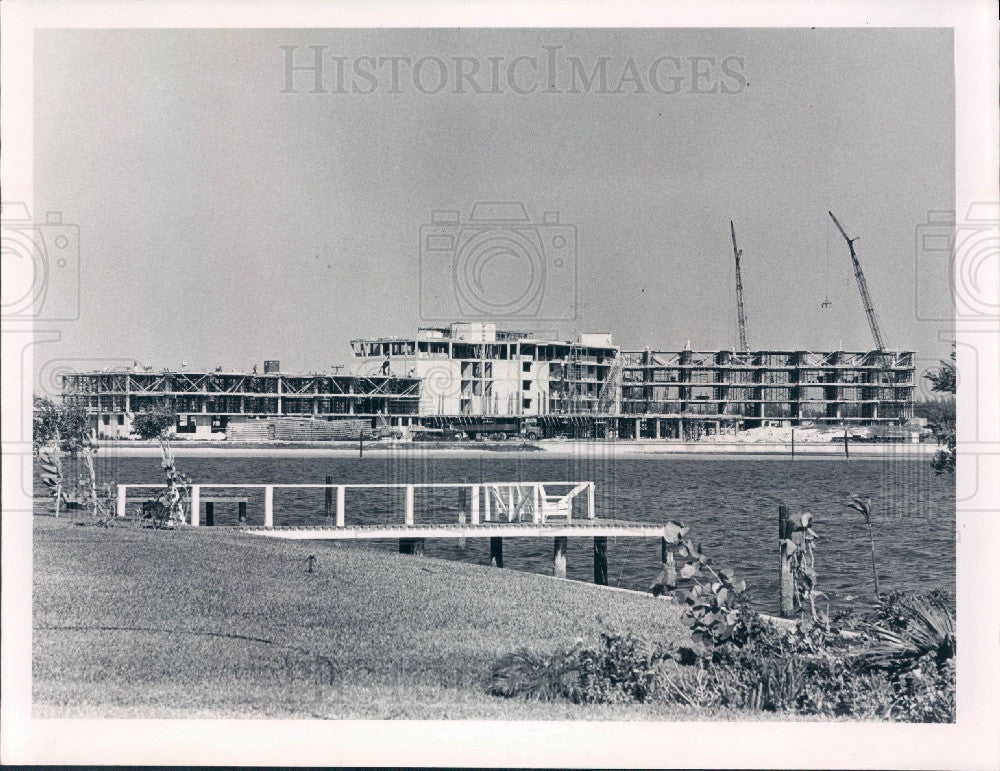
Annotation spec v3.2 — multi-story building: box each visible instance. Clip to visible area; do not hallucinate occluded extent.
[620,348,914,439]
[58,321,915,441]
[61,363,420,439]
[349,322,620,418]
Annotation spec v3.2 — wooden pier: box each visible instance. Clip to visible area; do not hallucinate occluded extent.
[115,480,669,584]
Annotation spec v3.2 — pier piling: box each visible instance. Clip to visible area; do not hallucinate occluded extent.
[553,537,568,579]
[779,504,797,617]
[593,536,608,585]
[660,537,677,589]
[399,538,425,556]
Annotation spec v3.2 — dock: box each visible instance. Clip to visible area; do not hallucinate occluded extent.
[115,480,670,585]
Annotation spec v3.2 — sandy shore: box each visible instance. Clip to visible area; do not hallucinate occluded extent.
[94,439,939,459]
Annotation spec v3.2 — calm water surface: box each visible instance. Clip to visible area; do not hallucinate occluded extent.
[87,452,954,614]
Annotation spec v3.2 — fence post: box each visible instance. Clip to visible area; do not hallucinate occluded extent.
[533,484,542,524]
[779,504,796,617]
[587,482,596,519]
[470,484,480,525]
[190,485,200,527]
[404,484,414,526]
[264,485,274,528]
[336,486,345,528]
[116,485,127,518]
[324,475,333,521]
[483,486,492,522]
[204,501,214,527]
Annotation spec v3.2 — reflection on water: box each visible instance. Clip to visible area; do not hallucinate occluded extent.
[78,451,955,614]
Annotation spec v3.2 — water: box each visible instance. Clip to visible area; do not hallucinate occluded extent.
[81,451,954,614]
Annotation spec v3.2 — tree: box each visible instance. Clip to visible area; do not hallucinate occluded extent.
[923,344,956,474]
[33,396,91,454]
[132,411,177,440]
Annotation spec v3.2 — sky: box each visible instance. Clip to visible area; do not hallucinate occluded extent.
[28,27,954,381]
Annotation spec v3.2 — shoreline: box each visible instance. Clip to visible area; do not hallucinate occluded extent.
[92,439,938,459]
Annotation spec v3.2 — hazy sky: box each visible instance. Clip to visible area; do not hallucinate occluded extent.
[31,27,954,379]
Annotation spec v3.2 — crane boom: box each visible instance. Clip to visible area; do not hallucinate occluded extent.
[730,221,748,351]
[828,211,885,352]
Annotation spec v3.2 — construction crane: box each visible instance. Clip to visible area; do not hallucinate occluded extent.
[730,221,749,351]
[828,211,885,352]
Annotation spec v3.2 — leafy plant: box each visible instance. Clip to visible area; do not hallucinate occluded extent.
[485,648,579,701]
[37,445,65,517]
[923,344,956,474]
[845,497,881,600]
[858,592,956,673]
[140,440,191,528]
[33,396,91,455]
[485,634,673,705]
[784,510,820,625]
[132,410,177,440]
[653,520,748,648]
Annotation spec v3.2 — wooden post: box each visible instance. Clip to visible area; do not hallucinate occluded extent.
[404,484,414,526]
[359,433,364,458]
[593,536,608,585]
[553,536,567,578]
[204,501,214,527]
[190,485,200,527]
[779,504,797,617]
[324,475,333,521]
[264,485,274,528]
[844,428,850,460]
[238,501,247,524]
[470,485,480,525]
[661,537,677,589]
[533,484,542,524]
[587,482,596,519]
[336,486,345,528]
[116,485,126,518]
[490,537,504,568]
[790,428,795,458]
[483,486,492,522]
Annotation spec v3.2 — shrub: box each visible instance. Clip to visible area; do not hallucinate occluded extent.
[486,634,673,705]
[485,649,575,701]
[859,591,956,673]
[132,411,177,440]
[561,634,670,704]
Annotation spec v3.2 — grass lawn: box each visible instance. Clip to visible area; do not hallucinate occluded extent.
[34,514,799,719]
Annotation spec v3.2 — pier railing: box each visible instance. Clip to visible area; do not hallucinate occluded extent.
[115,480,596,528]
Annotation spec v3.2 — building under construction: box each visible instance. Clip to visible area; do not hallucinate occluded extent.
[61,364,420,439]
[61,328,914,440]
[60,214,917,440]
[620,348,914,440]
